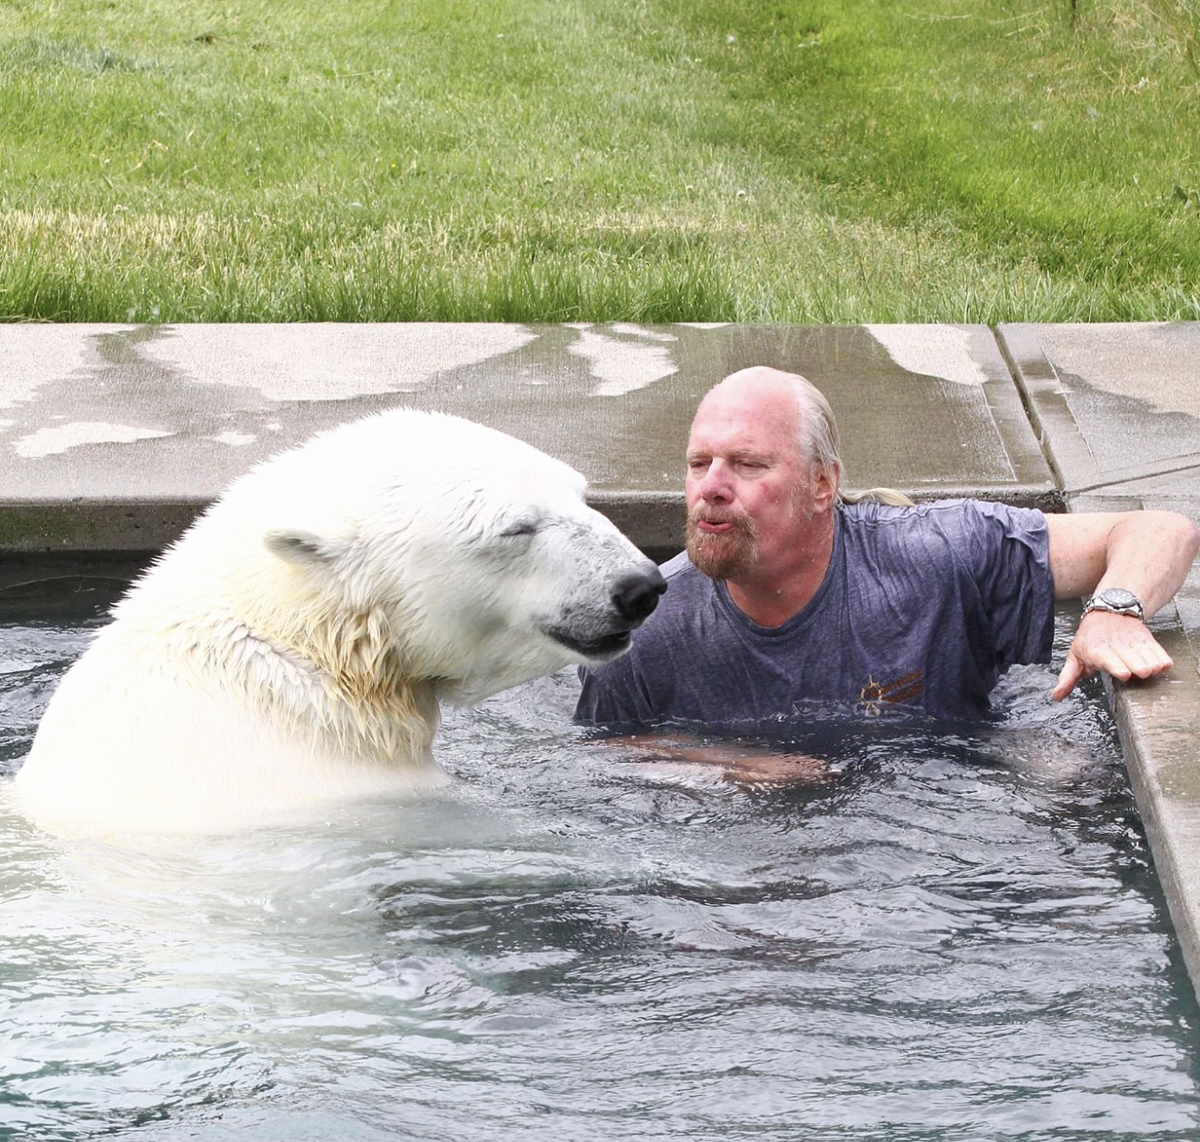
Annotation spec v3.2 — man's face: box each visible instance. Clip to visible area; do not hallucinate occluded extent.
[684,380,823,582]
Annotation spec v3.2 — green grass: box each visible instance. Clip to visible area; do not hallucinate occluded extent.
[1,0,1197,322]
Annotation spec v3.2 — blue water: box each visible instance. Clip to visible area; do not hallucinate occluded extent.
[1,575,1198,1142]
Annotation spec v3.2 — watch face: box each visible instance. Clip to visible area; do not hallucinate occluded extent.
[1098,588,1140,609]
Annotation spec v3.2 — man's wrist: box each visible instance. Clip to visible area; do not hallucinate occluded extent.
[1082,587,1145,621]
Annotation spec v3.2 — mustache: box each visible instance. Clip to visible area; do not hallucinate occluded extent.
[687,506,755,532]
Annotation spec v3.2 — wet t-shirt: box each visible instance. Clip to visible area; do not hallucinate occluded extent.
[575,499,1056,730]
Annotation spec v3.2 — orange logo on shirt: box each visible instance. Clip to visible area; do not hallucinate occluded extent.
[858,670,924,715]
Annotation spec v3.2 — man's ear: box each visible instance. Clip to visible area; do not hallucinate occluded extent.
[264,529,353,568]
[812,463,839,512]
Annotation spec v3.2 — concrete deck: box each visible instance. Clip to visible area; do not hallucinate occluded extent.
[2,322,1199,988]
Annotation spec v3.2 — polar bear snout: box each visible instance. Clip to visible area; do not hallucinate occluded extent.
[612,567,667,623]
[541,564,666,663]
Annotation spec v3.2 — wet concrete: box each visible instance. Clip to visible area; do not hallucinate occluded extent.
[0,323,1056,558]
[2,321,1199,997]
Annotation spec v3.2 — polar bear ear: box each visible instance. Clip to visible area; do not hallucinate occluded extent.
[263,529,352,568]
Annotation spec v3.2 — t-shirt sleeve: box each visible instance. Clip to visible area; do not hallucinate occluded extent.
[958,501,1056,666]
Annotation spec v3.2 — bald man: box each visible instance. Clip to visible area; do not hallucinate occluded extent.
[576,367,1199,733]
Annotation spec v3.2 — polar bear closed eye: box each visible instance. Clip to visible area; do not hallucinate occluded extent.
[14,410,666,835]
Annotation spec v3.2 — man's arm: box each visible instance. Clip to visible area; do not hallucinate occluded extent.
[594,733,829,785]
[1045,510,1199,700]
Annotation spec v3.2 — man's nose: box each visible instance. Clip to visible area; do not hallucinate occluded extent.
[698,459,733,502]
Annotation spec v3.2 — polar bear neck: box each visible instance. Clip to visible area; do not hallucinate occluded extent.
[257,601,441,765]
[114,593,441,767]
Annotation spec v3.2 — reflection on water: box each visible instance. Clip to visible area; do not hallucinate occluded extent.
[1,576,1198,1142]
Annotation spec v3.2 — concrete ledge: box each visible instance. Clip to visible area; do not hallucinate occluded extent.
[0,484,1068,563]
[1109,625,1200,989]
[0,500,207,556]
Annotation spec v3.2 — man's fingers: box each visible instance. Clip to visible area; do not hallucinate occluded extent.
[1126,641,1174,679]
[1090,636,1172,682]
[1051,653,1088,702]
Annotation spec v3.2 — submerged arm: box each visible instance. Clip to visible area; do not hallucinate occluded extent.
[592,733,829,785]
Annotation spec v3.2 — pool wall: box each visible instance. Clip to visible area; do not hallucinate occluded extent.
[3,321,1199,992]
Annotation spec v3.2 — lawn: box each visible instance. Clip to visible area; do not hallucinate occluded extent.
[1,0,1197,322]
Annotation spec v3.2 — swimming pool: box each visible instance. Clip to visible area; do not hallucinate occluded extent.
[2,575,1198,1141]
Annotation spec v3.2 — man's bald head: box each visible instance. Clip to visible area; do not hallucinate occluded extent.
[695,366,843,491]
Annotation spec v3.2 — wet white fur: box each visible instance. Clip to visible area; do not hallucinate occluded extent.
[16,410,655,835]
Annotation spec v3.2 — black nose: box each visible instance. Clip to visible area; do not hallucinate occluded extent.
[612,567,668,623]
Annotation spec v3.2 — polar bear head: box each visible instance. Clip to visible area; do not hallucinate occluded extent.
[189,409,666,706]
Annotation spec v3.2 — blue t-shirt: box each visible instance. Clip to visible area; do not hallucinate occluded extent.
[575,499,1056,729]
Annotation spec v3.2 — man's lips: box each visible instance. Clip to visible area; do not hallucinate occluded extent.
[692,509,746,533]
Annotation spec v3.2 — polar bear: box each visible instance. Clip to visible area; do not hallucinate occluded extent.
[15,409,666,835]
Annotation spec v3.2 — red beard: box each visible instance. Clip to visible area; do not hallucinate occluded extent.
[685,509,759,580]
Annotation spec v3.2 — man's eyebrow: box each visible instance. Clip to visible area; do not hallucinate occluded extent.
[687,446,773,463]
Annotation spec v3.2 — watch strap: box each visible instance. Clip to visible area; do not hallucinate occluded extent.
[1082,589,1144,621]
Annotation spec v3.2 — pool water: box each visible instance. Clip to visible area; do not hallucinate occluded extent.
[1,576,1199,1142]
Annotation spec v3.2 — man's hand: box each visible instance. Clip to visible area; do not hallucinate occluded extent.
[1051,610,1175,701]
[1045,509,1197,700]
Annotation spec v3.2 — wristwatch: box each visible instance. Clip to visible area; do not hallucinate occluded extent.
[1082,587,1144,621]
